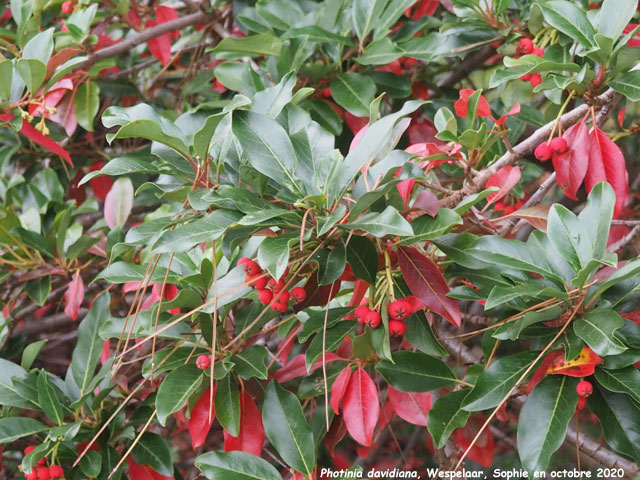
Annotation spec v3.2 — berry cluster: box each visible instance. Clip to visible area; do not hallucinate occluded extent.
[534,136,568,162]
[516,38,545,87]
[354,297,422,336]
[238,257,306,313]
[576,380,593,410]
[22,446,64,480]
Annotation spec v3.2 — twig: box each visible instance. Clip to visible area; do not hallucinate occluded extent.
[436,45,497,89]
[607,224,640,253]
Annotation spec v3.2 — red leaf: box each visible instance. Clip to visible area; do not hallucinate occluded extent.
[495,103,520,128]
[45,48,83,80]
[397,246,461,327]
[273,353,343,383]
[189,388,215,449]
[454,89,491,118]
[552,121,589,200]
[377,399,396,431]
[224,392,265,456]
[127,458,174,480]
[293,272,340,311]
[88,161,114,201]
[330,366,352,414]
[0,114,73,166]
[342,367,380,446]
[344,110,368,135]
[49,90,77,136]
[406,0,440,19]
[411,190,439,217]
[155,6,180,40]
[527,351,563,394]
[324,416,347,458]
[585,127,629,216]
[484,166,521,209]
[64,271,84,321]
[547,346,603,377]
[623,24,640,47]
[387,386,431,426]
[408,119,438,144]
[145,20,172,66]
[618,107,627,128]
[452,414,494,468]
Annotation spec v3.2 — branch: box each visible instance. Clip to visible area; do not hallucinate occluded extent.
[436,45,497,89]
[607,224,640,253]
[440,337,639,476]
[73,10,212,72]
[440,88,620,208]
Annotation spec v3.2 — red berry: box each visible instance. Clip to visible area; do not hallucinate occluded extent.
[48,466,64,479]
[274,290,290,305]
[519,74,532,81]
[354,305,371,324]
[267,278,285,293]
[533,47,545,57]
[238,257,251,266]
[529,73,542,87]
[363,311,381,328]
[242,260,261,276]
[61,1,73,14]
[24,446,36,455]
[550,137,568,154]
[247,274,267,290]
[534,143,552,161]
[195,354,211,370]
[404,296,423,314]
[576,380,593,398]
[36,458,46,467]
[25,471,38,480]
[576,396,587,411]
[271,301,288,313]
[257,289,273,305]
[517,38,534,55]
[388,299,410,321]
[37,467,50,480]
[389,320,407,336]
[61,25,69,32]
[290,287,306,303]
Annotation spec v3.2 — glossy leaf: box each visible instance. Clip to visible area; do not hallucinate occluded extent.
[74,81,100,131]
[131,433,173,477]
[216,374,241,437]
[343,206,413,237]
[552,121,589,201]
[346,235,378,284]
[331,366,352,414]
[536,1,595,47]
[195,451,281,480]
[376,351,456,392]
[594,366,640,404]
[427,390,470,449]
[342,367,380,446]
[388,386,431,426]
[64,270,84,321]
[156,364,203,426]
[104,177,134,229]
[224,392,265,456]
[573,310,627,356]
[330,73,376,117]
[189,388,215,450]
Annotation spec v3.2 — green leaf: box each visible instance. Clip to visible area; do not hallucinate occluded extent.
[578,182,614,261]
[257,235,296,280]
[376,0,417,36]
[610,71,640,101]
[573,310,627,356]
[216,374,241,437]
[599,0,636,41]
[357,38,403,65]
[232,345,269,380]
[152,210,242,254]
[94,262,180,284]
[37,370,66,426]
[262,381,315,476]
[588,388,640,463]
[342,206,413,237]
[594,366,640,404]
[131,432,173,477]
[79,450,102,478]
[376,351,457,392]
[212,33,283,57]
[0,60,12,100]
[196,451,281,480]
[330,73,377,117]
[547,204,592,272]
[156,364,203,426]
[493,306,563,341]
[427,390,470,449]
[352,0,388,43]
[16,58,46,93]
[346,235,378,284]
[462,351,539,412]
[535,1,595,47]
[68,293,110,396]
[397,208,463,245]
[99,446,123,480]
[79,154,159,184]
[26,276,50,307]
[22,28,54,64]
[74,81,100,132]
[0,417,47,444]
[299,307,355,343]
[232,110,304,196]
[316,240,346,286]
[517,375,578,473]
[102,104,190,158]
[21,340,47,371]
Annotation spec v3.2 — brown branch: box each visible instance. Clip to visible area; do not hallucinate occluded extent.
[607,224,640,253]
[440,88,620,208]
[440,337,640,476]
[436,45,497,89]
[72,10,212,73]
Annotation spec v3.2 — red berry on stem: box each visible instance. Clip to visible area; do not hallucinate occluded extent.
[519,74,532,81]
[533,47,544,57]
[363,311,381,328]
[37,467,50,480]
[354,305,371,324]
[534,143,552,161]
[196,354,211,370]
[242,260,261,276]
[238,257,251,266]
[388,299,410,321]
[271,301,287,313]
[247,274,267,290]
[517,38,534,55]
[61,1,73,14]
[529,73,542,87]
[388,320,407,336]
[275,290,290,305]
[576,380,593,398]
[25,471,38,480]
[550,137,568,154]
[24,446,36,455]
[49,466,64,479]
[290,287,306,303]
[576,396,587,411]
[267,278,285,292]
[257,289,273,305]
